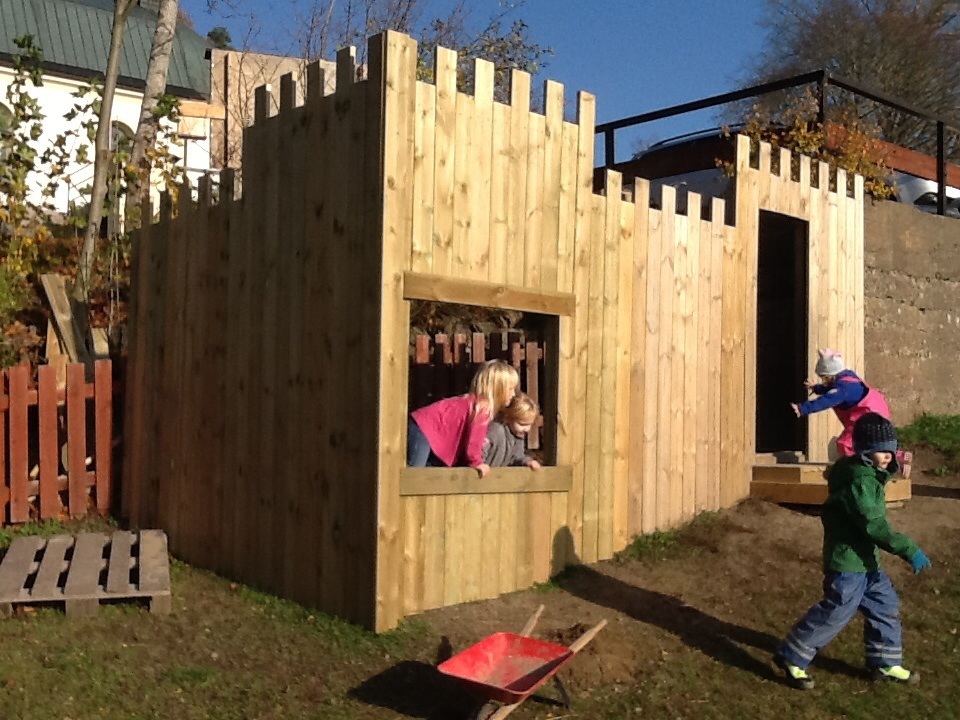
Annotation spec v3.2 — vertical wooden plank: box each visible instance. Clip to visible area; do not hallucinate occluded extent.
[567,91,596,562]
[626,179,650,536]
[411,80,437,272]
[683,194,701,519]
[581,193,606,561]
[278,83,308,600]
[121,197,150,524]
[540,80,564,292]
[452,85,475,280]
[669,205,687,525]
[721,135,751,504]
[613,195,634,550]
[478,493,502,598]
[742,148,760,482]
[8,366,29,522]
[421,494,446,609]
[641,196,661,533]
[695,203,713,512]
[375,31,417,631]
[505,70,531,287]
[94,360,112,515]
[597,172,621,558]
[37,365,60,520]
[431,46,457,277]
[488,102,511,283]
[470,58,494,281]
[401,497,425,616]
[497,493,518,592]
[656,186,676,525]
[557,121,578,295]
[66,363,88,518]
[106,531,134,593]
[524,112,546,288]
[710,205,726,509]
[852,175,865,371]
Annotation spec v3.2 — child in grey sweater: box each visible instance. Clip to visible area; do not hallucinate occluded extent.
[482,392,541,470]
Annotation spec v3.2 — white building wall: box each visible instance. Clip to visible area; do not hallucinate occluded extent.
[0,66,212,215]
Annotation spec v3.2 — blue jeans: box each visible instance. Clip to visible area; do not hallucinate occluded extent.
[779,570,903,669]
[407,417,444,467]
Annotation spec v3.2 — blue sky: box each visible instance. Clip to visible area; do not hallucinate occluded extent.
[183,0,770,162]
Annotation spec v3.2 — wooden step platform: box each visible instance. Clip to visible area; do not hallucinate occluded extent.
[0,530,171,618]
[751,463,911,505]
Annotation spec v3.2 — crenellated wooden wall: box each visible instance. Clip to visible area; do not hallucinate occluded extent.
[123,30,865,632]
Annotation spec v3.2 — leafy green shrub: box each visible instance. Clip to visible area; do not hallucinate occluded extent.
[898,415,960,472]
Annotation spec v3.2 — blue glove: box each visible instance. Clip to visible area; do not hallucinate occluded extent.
[910,549,931,575]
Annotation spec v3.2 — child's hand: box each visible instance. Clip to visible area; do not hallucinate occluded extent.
[791,403,802,418]
[910,549,931,575]
[475,463,490,478]
[526,460,541,471]
[803,378,816,391]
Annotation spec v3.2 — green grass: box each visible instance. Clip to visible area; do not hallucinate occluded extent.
[898,414,960,470]
[0,516,117,549]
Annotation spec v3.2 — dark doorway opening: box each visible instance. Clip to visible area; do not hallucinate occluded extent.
[756,212,808,454]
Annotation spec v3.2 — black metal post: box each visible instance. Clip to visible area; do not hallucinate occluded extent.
[937,121,946,216]
[816,72,828,126]
[604,128,615,169]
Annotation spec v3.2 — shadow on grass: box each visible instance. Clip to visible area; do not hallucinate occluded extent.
[554,528,865,686]
[349,659,481,720]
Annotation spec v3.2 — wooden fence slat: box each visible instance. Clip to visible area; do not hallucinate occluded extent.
[66,361,87,518]
[94,360,112,515]
[37,366,60,520]
[8,366,29,523]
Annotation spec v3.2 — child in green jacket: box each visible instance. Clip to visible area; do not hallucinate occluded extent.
[774,412,931,690]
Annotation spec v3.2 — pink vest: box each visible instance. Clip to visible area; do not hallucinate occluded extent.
[833,376,891,457]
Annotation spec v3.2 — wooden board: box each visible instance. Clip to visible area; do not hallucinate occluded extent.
[400,467,573,495]
[0,531,171,618]
[751,479,911,505]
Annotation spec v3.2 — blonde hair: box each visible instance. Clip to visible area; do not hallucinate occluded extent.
[503,393,538,424]
[469,360,519,420]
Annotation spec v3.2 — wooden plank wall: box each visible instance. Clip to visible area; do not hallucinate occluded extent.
[375,35,866,630]
[733,135,865,465]
[123,42,385,628]
[123,29,866,632]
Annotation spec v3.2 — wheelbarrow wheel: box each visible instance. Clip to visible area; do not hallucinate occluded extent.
[472,700,499,720]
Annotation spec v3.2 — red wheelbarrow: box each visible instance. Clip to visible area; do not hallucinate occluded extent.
[438,605,607,720]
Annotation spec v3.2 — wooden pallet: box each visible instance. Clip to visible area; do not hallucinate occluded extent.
[751,463,911,505]
[0,530,171,618]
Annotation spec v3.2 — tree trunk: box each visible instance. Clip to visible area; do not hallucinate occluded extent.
[125,0,180,231]
[76,0,137,303]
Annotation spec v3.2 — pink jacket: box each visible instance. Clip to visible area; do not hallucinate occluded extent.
[411,394,490,467]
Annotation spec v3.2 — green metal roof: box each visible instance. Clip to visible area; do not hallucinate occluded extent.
[0,0,210,99]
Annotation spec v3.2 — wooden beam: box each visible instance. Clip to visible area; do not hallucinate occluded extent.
[751,478,911,504]
[403,272,575,316]
[179,101,227,120]
[400,466,573,496]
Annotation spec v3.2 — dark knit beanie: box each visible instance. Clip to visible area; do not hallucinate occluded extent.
[853,412,898,456]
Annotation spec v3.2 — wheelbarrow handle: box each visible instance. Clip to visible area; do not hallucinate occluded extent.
[568,619,608,654]
[519,604,545,637]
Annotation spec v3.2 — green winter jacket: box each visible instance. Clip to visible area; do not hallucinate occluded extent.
[821,456,919,573]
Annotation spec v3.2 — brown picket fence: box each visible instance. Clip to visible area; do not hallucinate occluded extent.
[409,331,545,449]
[0,360,112,526]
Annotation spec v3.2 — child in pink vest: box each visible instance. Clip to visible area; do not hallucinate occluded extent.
[407,360,520,477]
[791,349,912,478]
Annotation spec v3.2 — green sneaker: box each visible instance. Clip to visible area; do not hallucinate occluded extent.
[774,654,815,690]
[871,665,919,684]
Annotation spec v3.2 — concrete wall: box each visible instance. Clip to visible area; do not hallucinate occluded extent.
[864,199,960,420]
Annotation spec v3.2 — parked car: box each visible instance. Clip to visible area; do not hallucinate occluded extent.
[893,172,960,218]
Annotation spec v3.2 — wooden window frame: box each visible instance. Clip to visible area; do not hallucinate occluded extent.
[402,272,572,496]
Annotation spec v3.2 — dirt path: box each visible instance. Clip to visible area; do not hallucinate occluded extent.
[353,448,960,719]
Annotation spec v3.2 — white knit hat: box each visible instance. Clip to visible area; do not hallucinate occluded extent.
[815,348,846,377]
